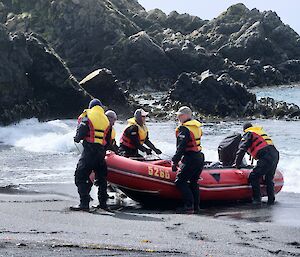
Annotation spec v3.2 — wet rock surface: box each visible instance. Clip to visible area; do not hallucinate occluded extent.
[256,97,300,119]
[79,68,130,113]
[167,71,256,117]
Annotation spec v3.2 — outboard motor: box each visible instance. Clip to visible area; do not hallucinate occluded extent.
[218,132,242,166]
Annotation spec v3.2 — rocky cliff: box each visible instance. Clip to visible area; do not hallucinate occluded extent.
[0,24,92,125]
[0,0,300,124]
[3,1,300,88]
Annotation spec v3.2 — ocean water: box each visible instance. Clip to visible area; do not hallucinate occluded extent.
[0,86,299,193]
[0,118,299,193]
[250,84,300,106]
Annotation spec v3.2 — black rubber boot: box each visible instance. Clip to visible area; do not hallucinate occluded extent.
[69,204,90,212]
[267,196,275,205]
[252,198,262,205]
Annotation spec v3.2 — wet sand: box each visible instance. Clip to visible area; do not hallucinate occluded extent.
[0,184,300,257]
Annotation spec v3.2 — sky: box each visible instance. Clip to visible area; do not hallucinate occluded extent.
[138,0,300,35]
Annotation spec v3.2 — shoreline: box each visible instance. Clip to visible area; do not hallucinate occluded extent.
[1,183,300,256]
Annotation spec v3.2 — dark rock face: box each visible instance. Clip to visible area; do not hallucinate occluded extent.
[102,31,178,90]
[278,60,300,83]
[168,71,256,117]
[145,10,206,35]
[224,59,284,88]
[256,97,300,119]
[3,1,300,89]
[0,1,7,23]
[4,0,140,79]
[195,4,300,64]
[0,25,89,125]
[79,68,129,113]
[1,0,300,122]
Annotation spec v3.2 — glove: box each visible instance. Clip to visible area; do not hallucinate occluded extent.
[74,136,80,143]
[172,163,178,172]
[154,148,162,155]
[145,148,152,155]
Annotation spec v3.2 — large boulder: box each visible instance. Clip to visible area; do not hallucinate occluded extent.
[168,70,256,117]
[79,68,129,113]
[0,25,89,125]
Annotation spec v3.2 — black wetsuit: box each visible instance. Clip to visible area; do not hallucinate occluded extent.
[74,117,110,209]
[105,127,119,153]
[235,132,279,203]
[172,125,205,211]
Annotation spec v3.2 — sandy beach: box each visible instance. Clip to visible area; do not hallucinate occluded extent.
[0,184,299,257]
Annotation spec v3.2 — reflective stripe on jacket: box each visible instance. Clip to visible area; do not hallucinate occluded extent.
[176,120,202,152]
[244,126,273,159]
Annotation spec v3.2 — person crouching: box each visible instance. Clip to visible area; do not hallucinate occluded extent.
[119,108,162,158]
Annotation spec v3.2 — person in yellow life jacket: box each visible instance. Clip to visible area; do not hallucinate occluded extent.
[70,99,110,212]
[105,110,119,153]
[119,108,162,158]
[234,122,279,205]
[171,106,205,214]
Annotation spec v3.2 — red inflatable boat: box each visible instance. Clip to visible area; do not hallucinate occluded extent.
[105,152,284,204]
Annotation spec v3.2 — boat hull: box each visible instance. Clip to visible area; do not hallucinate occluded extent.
[105,152,284,204]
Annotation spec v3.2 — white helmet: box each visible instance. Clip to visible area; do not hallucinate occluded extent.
[105,110,117,121]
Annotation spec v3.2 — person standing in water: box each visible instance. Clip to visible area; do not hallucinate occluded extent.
[172,106,205,214]
[119,108,162,158]
[234,122,279,205]
[71,99,110,211]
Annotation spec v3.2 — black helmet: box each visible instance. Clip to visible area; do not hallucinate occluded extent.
[89,98,103,109]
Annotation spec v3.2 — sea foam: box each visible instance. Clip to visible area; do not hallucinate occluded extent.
[0,118,77,153]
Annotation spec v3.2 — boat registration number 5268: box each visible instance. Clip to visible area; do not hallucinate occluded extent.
[148,166,170,180]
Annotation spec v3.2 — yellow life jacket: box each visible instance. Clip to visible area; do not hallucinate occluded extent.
[78,106,110,145]
[120,117,148,148]
[111,127,116,141]
[244,126,273,158]
[176,120,202,152]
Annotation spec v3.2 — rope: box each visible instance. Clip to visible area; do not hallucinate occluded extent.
[74,142,82,154]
